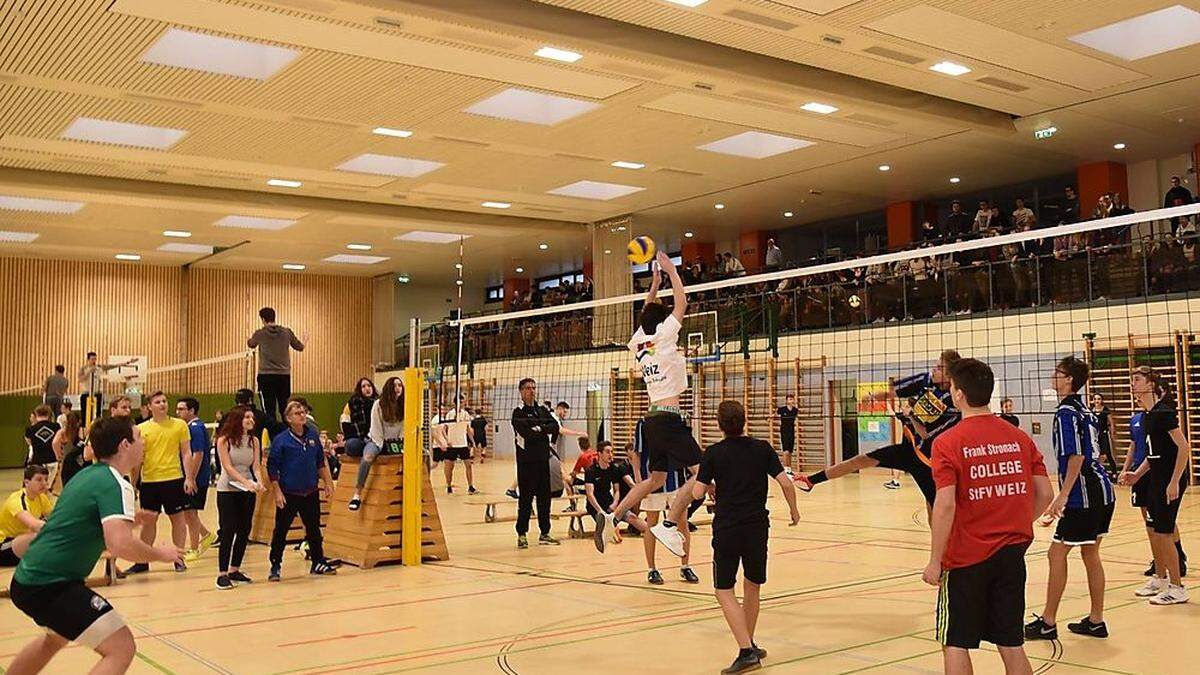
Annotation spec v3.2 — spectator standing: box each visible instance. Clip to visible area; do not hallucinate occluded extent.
[247,307,305,422]
[998,397,1020,428]
[724,252,746,277]
[944,201,972,240]
[973,200,994,233]
[1165,176,1193,236]
[55,399,73,429]
[53,411,88,486]
[1060,186,1080,225]
[764,239,782,271]
[43,366,69,417]
[77,351,133,417]
[919,220,939,242]
[1011,198,1036,231]
[214,406,265,589]
[511,378,560,549]
[267,401,337,580]
[124,391,195,575]
[23,406,59,469]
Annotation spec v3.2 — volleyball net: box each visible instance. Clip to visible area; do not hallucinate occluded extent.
[430,203,1200,480]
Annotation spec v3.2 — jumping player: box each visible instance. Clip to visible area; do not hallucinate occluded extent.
[628,418,699,584]
[595,250,699,557]
[796,350,963,509]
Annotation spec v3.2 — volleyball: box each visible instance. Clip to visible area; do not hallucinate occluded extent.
[848,294,862,309]
[627,236,656,265]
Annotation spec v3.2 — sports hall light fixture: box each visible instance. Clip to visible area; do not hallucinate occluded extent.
[929,61,971,76]
[698,131,815,159]
[115,253,141,261]
[456,279,464,286]
[454,263,463,269]
[372,127,413,138]
[396,231,469,244]
[684,232,694,238]
[282,263,306,271]
[62,117,187,150]
[603,250,611,255]
[534,46,583,63]
[464,88,600,126]
[714,203,725,210]
[800,102,839,115]
[538,243,549,250]
[611,161,645,170]
[337,153,444,178]
[547,180,645,201]
[878,165,891,172]
[141,28,299,80]
[0,230,38,242]
[665,0,709,6]
[515,266,525,273]
[346,243,372,251]
[949,177,961,184]
[215,215,297,231]
[0,195,85,214]
[396,274,411,283]
[267,179,302,188]
[784,212,793,217]
[323,254,389,265]
[481,201,512,209]
[1113,142,1127,150]
[1069,6,1200,60]
[163,230,192,238]
[158,243,213,255]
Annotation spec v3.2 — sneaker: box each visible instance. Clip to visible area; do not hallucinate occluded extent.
[1023,616,1057,641]
[721,651,761,674]
[174,561,187,573]
[310,560,338,575]
[793,474,814,493]
[183,549,201,564]
[884,479,901,490]
[468,486,478,495]
[268,565,281,582]
[198,531,216,555]
[506,489,519,500]
[1150,585,1189,605]
[538,534,561,546]
[229,571,253,584]
[1135,577,1166,597]
[348,496,362,511]
[1144,559,1157,577]
[593,512,613,553]
[680,567,700,584]
[517,534,529,549]
[122,563,149,576]
[752,644,767,660]
[1067,617,1108,638]
[215,574,234,590]
[647,569,664,585]
[651,522,686,558]
[447,486,453,495]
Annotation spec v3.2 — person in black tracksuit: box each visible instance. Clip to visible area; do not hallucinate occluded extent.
[511,378,560,549]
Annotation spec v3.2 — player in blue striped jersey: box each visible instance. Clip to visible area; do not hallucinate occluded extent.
[629,419,700,585]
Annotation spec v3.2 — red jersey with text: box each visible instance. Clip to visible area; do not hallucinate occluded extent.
[931,415,1047,569]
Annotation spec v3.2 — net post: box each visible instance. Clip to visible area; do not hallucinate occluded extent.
[402,318,424,566]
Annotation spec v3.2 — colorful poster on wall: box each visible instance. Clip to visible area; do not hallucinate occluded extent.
[856,381,893,445]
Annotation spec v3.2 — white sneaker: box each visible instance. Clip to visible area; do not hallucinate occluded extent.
[884,479,901,490]
[1150,585,1189,605]
[593,512,613,554]
[650,522,686,558]
[1135,577,1166,597]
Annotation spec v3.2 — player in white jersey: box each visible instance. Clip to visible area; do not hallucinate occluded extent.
[431,403,477,495]
[595,251,700,558]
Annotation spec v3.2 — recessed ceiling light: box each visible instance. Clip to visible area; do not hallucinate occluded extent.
[372,127,413,138]
[454,263,463,269]
[396,274,411,283]
[611,160,645,170]
[617,225,627,232]
[336,153,445,178]
[141,28,299,80]
[547,180,645,201]
[800,102,839,115]
[603,250,611,255]
[0,195,85,214]
[929,61,971,76]
[1069,6,1200,60]
[395,231,469,244]
[115,253,141,261]
[784,211,794,217]
[346,243,373,251]
[282,263,306,271]
[1113,142,1127,150]
[157,243,213,255]
[684,232,694,238]
[464,88,600,126]
[163,230,192,238]
[534,46,583,63]
[878,164,891,172]
[665,0,709,6]
[0,230,38,243]
[698,131,815,159]
[714,203,725,210]
[481,201,512,209]
[323,254,390,265]
[61,117,187,150]
[538,243,549,250]
[949,177,961,184]
[455,279,464,286]
[515,266,525,273]
[267,178,302,188]
[215,215,297,231]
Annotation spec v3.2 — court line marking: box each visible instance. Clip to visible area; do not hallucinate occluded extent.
[278,626,416,648]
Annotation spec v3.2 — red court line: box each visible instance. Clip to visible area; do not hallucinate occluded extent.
[279,626,416,648]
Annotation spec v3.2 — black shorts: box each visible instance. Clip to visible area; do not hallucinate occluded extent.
[712,523,768,590]
[642,412,702,473]
[866,440,936,504]
[0,537,19,567]
[189,485,209,511]
[139,478,190,515]
[936,542,1029,649]
[1131,474,1150,508]
[1145,476,1186,535]
[1053,503,1114,546]
[780,432,795,454]
[9,578,126,648]
[433,447,471,462]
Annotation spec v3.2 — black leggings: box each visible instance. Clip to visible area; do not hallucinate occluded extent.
[269,492,323,566]
[516,462,551,536]
[217,491,256,572]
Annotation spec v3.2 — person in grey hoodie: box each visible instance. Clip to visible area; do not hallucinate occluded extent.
[247,307,304,422]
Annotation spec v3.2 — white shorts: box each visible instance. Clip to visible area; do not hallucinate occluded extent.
[642,490,677,512]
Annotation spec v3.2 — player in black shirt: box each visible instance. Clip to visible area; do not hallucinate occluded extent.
[511,378,561,549]
[23,406,59,467]
[584,444,647,542]
[776,396,798,475]
[692,401,800,674]
[469,410,489,462]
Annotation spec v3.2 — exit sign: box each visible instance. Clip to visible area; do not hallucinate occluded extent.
[1034,126,1058,139]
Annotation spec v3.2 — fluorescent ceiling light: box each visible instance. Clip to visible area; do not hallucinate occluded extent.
[323,254,390,265]
[282,263,306,271]
[603,249,611,255]
[372,127,413,138]
[141,28,299,80]
[456,280,464,286]
[535,46,582,63]
[62,117,187,150]
[267,178,302,188]
[0,195,85,214]
[515,266,525,273]
[481,201,512,209]
[1113,142,1127,150]
[929,61,971,76]
[784,211,794,217]
[698,131,815,159]
[800,102,839,115]
[115,254,141,261]
[547,180,645,201]
[665,0,709,6]
[1069,6,1200,60]
[163,230,191,238]
[0,230,38,243]
[950,177,961,184]
[157,243,213,255]
[336,153,444,178]
[879,164,891,172]
[395,231,469,244]
[611,160,645,170]
[215,215,297,231]
[684,232,694,238]
[396,274,411,283]
[464,88,600,126]
[538,243,549,250]
[454,263,463,269]
[714,203,725,209]
[346,243,373,251]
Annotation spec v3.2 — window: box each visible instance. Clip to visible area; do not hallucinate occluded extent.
[538,277,561,290]
[632,253,682,275]
[485,286,504,303]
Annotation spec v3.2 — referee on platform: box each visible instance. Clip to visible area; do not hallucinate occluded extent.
[511,378,560,549]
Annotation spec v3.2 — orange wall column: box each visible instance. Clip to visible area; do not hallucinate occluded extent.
[738,230,769,274]
[1077,161,1128,216]
[886,201,918,250]
[502,276,530,311]
[682,240,715,265]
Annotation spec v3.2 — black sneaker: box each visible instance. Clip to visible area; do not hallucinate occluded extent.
[174,561,187,573]
[468,486,478,495]
[268,565,281,582]
[680,567,701,584]
[1067,617,1108,638]
[122,563,149,576]
[506,489,519,499]
[517,534,528,549]
[721,651,761,674]
[310,560,338,576]
[229,571,253,584]
[687,521,698,533]
[447,486,453,495]
[215,574,234,590]
[348,497,361,511]
[1024,616,1057,641]
[752,644,767,660]
[538,534,561,546]
[647,569,664,585]
[1145,559,1157,577]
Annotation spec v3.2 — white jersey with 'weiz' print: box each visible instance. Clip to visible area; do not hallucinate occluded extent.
[628,314,687,403]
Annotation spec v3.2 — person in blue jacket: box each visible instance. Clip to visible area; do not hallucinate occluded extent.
[267,401,336,580]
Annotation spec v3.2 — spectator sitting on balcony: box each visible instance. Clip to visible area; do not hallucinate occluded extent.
[764,239,783,271]
[1061,185,1080,224]
[944,200,971,239]
[989,204,1006,233]
[920,220,939,242]
[973,199,994,232]
[723,252,746,277]
[1165,175,1193,210]
[1011,197,1036,231]
[1110,193,1133,218]
[1093,193,1112,221]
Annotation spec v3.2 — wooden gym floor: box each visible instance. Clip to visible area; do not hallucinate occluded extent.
[0,461,1194,674]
